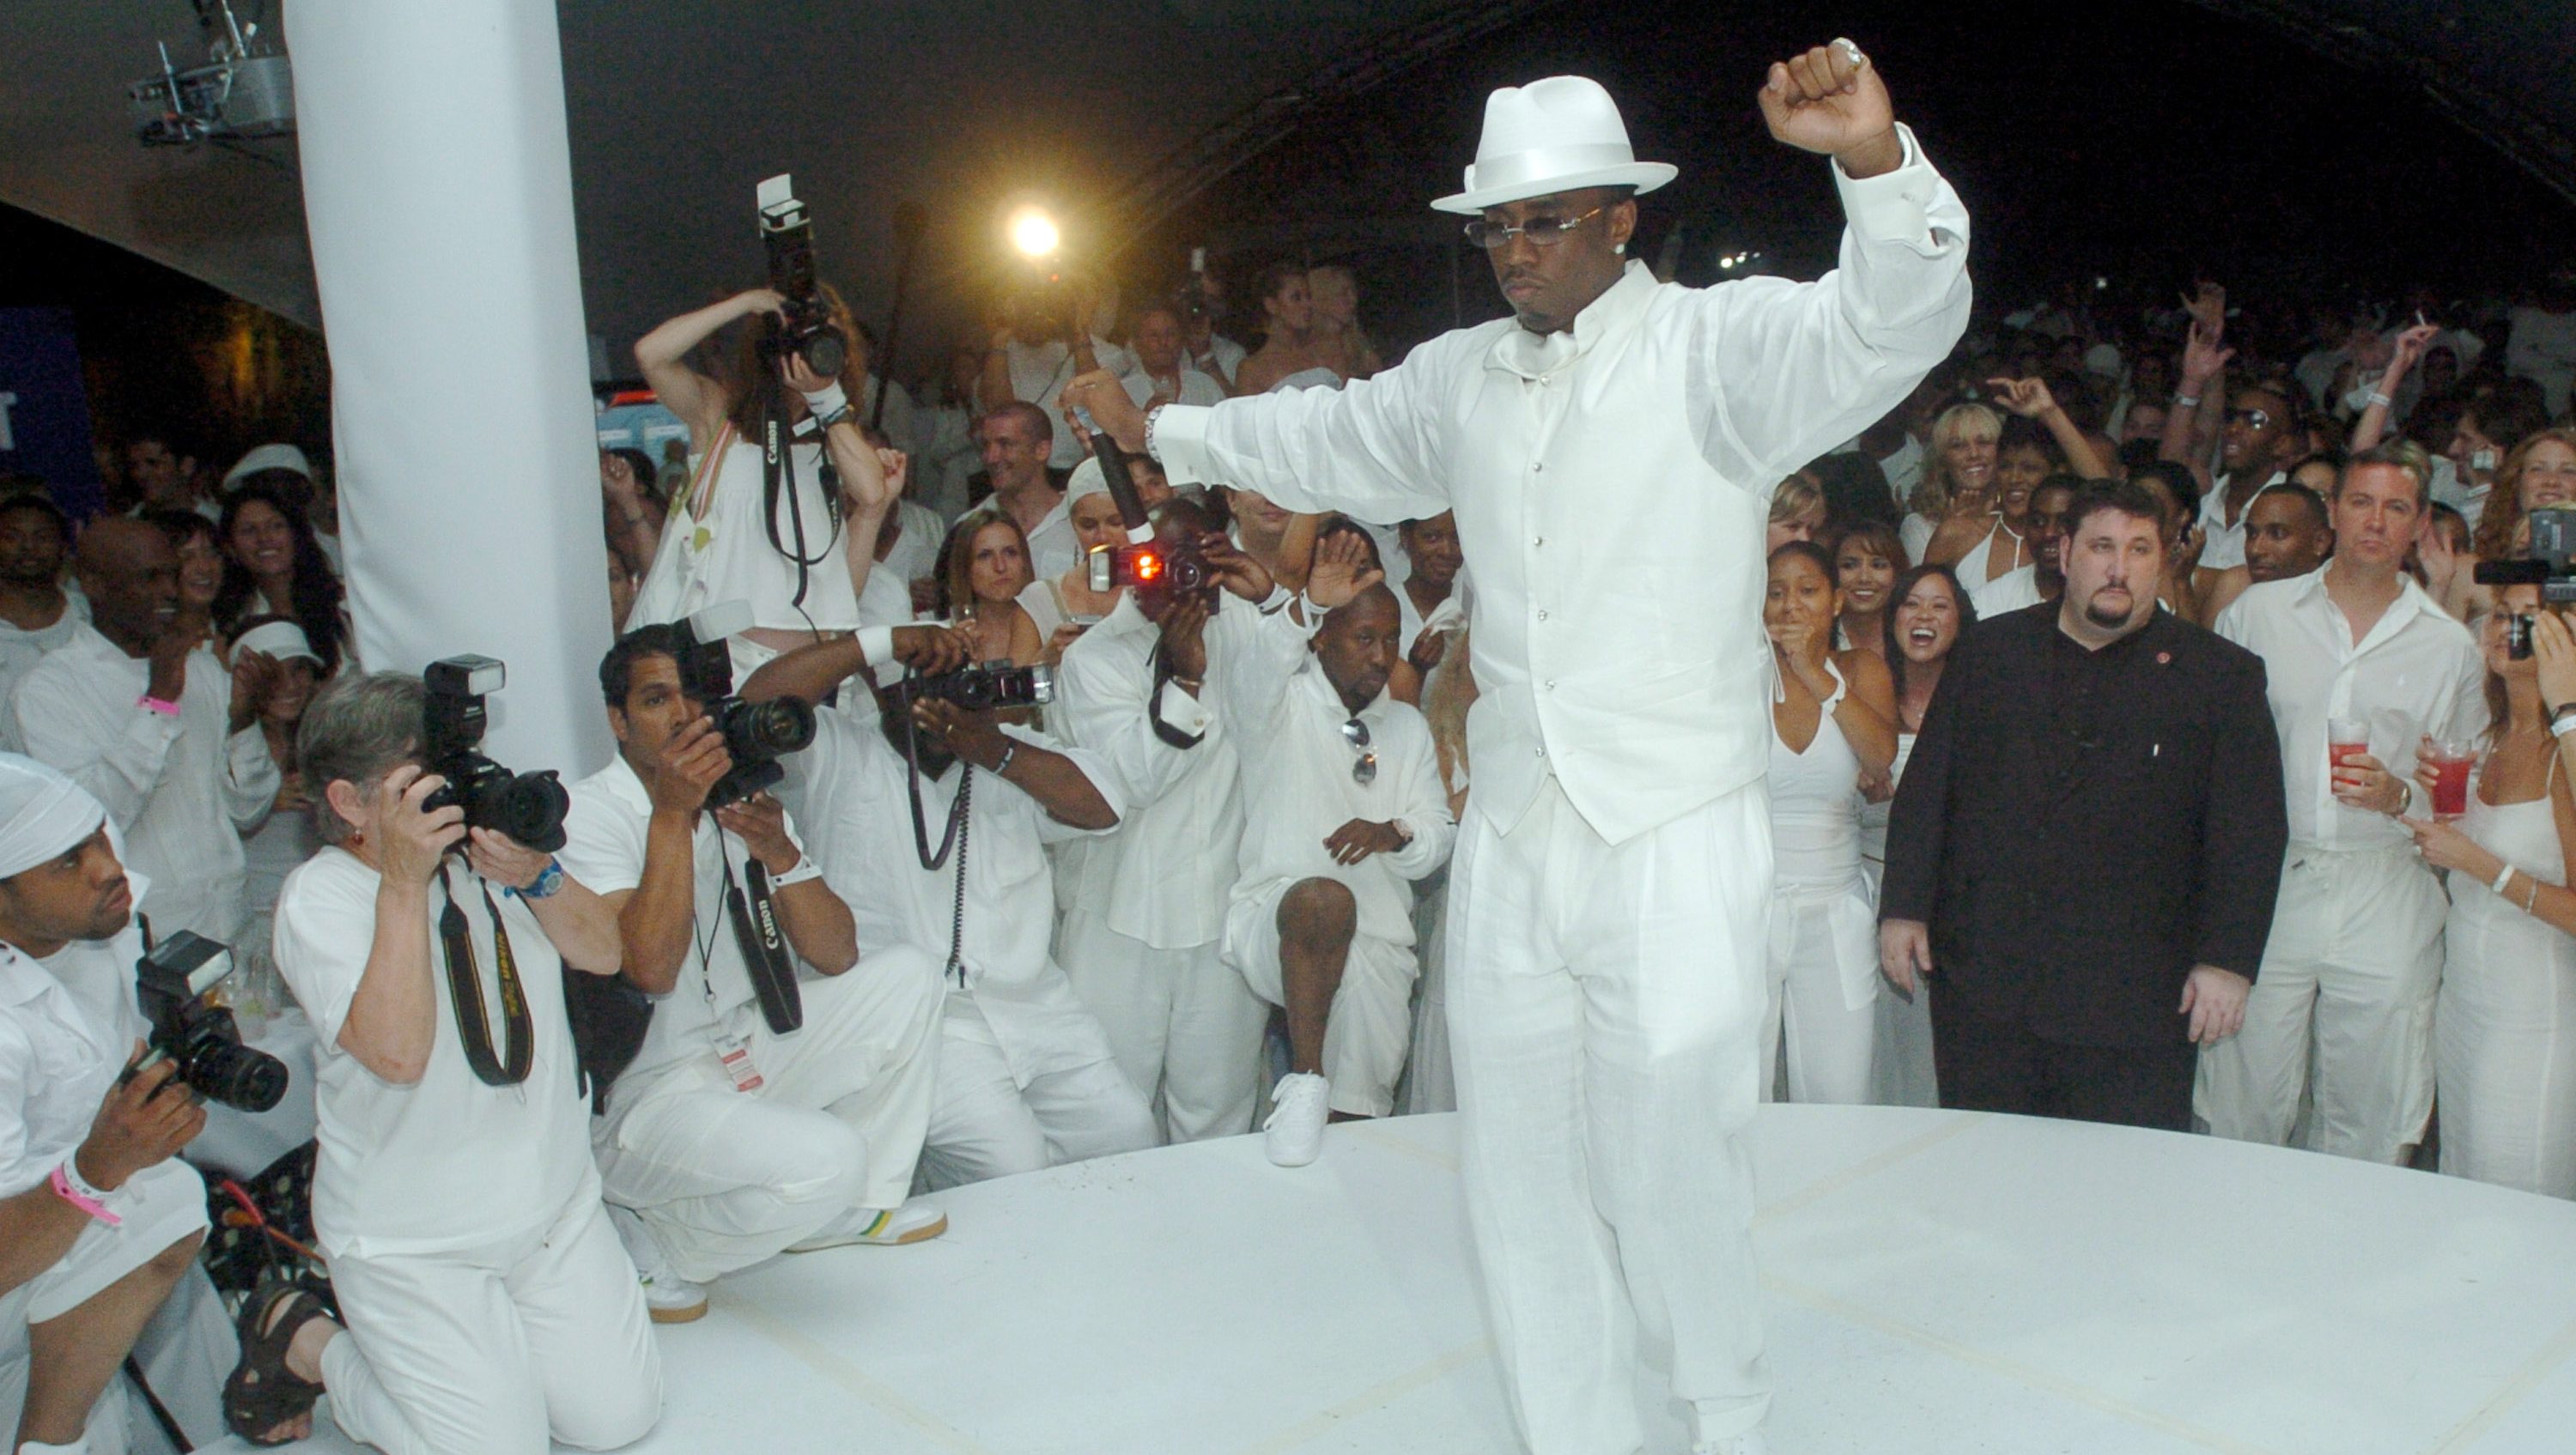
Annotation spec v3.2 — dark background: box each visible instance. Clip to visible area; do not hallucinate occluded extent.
[5,0,2569,481]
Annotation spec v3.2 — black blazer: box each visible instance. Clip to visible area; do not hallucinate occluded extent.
[1880,605,2288,1049]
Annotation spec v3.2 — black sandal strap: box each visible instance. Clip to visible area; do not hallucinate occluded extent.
[224,1282,328,1446]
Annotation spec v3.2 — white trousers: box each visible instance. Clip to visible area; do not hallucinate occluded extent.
[916,994,1158,1189]
[595,949,944,1283]
[1446,776,1771,1455]
[2196,844,2447,1163]
[2435,901,2576,1198]
[320,1187,662,1455]
[1056,906,1265,1143]
[1759,884,1878,1105]
[1398,866,1456,1115]
[1227,883,1421,1119]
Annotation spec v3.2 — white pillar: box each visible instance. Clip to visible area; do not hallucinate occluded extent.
[287,0,611,773]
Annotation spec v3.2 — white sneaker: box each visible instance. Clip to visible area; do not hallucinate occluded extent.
[786,1198,949,1252]
[1264,1071,1332,1167]
[1694,1431,1771,1455]
[607,1203,707,1325]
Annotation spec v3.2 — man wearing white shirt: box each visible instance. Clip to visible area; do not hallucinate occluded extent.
[1120,305,1228,411]
[556,626,945,1328]
[977,288,1135,473]
[1071,45,1968,1455]
[2197,444,2487,1165]
[1227,585,1456,1165]
[744,630,1157,1188]
[1050,504,1324,1145]
[973,403,1080,583]
[0,755,291,1454]
[3,521,277,943]
[2190,381,2302,573]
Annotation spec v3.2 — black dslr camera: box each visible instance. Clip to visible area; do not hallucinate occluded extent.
[2474,506,2576,658]
[885,660,1055,715]
[756,173,847,379]
[133,931,289,1112]
[422,655,572,852]
[679,602,816,808]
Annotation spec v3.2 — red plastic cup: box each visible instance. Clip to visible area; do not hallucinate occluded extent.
[2425,744,2475,820]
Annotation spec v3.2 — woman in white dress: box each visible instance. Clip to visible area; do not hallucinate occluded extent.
[1899,401,1999,566]
[2403,581,2576,1197]
[1862,563,1976,1108]
[1763,543,1899,1104]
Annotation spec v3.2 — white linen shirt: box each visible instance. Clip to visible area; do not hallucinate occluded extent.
[780,695,1124,1084]
[1150,127,1971,844]
[3,625,277,941]
[2215,568,2488,851]
[1232,661,1455,945]
[0,592,86,712]
[2195,470,2286,573]
[1050,591,1310,948]
[994,338,1137,471]
[0,922,146,1199]
[273,848,598,1258]
[556,755,820,1082]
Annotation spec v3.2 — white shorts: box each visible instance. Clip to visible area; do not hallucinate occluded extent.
[1223,882,1419,1118]
[10,1160,210,1325]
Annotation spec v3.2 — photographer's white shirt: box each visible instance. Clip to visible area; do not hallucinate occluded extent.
[1121,366,1226,410]
[558,757,821,1083]
[3,626,278,941]
[275,849,598,1258]
[0,923,143,1199]
[781,697,1123,1084]
[995,338,1138,472]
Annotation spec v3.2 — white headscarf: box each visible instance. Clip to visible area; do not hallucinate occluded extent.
[1066,455,1113,507]
[0,752,106,881]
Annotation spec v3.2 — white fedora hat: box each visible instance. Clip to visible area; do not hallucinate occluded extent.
[1431,76,1676,215]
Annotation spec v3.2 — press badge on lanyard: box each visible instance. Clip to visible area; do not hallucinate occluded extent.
[717,1034,765,1093]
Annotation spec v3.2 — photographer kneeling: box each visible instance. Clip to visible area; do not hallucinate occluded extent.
[743,627,1157,1186]
[238,673,662,1455]
[0,754,302,1453]
[557,626,944,1325]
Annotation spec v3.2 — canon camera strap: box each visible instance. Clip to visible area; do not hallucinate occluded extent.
[723,852,805,1035]
[435,864,534,1086]
[760,407,845,613]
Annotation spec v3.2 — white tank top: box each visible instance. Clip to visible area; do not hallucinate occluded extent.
[1770,659,1863,890]
[2455,759,2570,929]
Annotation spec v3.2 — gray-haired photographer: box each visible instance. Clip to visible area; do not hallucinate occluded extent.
[0,752,306,1455]
[554,612,945,1328]
[229,668,662,1454]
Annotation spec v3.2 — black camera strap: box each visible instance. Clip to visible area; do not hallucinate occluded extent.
[721,849,804,1035]
[760,406,845,615]
[435,864,534,1087]
[1149,648,1208,750]
[896,707,975,984]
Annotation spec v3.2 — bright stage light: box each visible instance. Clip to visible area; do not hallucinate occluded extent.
[1009,207,1060,258]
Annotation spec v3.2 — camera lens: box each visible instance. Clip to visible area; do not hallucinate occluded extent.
[187,1038,290,1112]
[800,330,848,379]
[722,697,817,758]
[486,771,571,853]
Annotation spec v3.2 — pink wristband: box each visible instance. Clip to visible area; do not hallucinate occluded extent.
[51,1162,120,1226]
[137,694,180,718]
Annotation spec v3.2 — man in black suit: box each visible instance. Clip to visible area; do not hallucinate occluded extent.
[1878,477,2288,1130]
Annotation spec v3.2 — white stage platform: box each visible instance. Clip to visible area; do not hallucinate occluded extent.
[231,1106,2576,1454]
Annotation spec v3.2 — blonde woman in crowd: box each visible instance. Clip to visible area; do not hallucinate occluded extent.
[1899,401,2001,564]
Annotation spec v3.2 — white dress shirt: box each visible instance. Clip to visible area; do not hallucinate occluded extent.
[1050,591,1310,949]
[1151,127,1971,844]
[1231,661,1455,946]
[1121,365,1227,410]
[2196,470,2286,573]
[2215,568,2488,851]
[0,591,86,713]
[274,849,598,1258]
[556,755,822,1082]
[781,695,1125,1084]
[3,625,277,941]
[0,924,143,1199]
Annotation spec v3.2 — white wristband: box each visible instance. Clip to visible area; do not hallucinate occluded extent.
[802,381,849,420]
[2367,390,2394,409]
[2494,863,2518,897]
[2553,713,2576,740]
[2173,392,2201,409]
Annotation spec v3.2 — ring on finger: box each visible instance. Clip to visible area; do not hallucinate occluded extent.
[1835,37,1866,68]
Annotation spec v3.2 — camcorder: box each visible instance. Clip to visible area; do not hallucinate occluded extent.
[1087,534,1213,602]
[2475,506,2576,658]
[679,601,816,808]
[885,660,1055,715]
[423,655,572,852]
[756,173,847,379]
[132,931,289,1112]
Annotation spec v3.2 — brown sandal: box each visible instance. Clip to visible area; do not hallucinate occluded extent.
[223,1281,330,1446]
